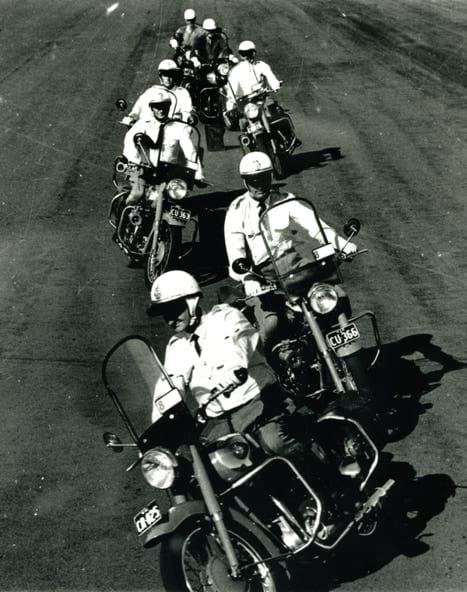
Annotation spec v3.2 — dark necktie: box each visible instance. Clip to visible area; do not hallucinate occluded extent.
[191,333,202,356]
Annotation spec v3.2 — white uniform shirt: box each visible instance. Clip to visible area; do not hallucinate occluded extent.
[224,191,347,281]
[130,85,193,122]
[225,60,281,111]
[123,118,199,170]
[152,304,276,422]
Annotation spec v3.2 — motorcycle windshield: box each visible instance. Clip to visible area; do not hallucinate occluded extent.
[258,196,340,298]
[102,336,196,450]
[158,120,201,171]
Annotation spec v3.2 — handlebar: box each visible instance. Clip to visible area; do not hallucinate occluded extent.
[337,249,368,263]
[195,368,248,424]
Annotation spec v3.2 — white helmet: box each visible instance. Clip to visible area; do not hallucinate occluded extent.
[158,58,179,73]
[203,18,217,31]
[149,270,202,322]
[239,152,273,177]
[184,8,196,21]
[238,40,256,53]
[148,88,172,107]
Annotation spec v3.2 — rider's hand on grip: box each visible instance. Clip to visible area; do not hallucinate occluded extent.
[212,366,248,397]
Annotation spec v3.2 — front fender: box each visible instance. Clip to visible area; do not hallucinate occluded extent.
[143,500,206,548]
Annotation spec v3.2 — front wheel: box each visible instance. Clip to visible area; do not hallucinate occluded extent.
[145,221,181,288]
[160,515,287,592]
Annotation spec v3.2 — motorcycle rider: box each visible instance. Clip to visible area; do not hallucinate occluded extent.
[190,18,235,67]
[148,270,364,525]
[169,8,205,54]
[224,151,357,357]
[122,89,206,204]
[148,269,304,456]
[128,59,194,124]
[224,40,282,127]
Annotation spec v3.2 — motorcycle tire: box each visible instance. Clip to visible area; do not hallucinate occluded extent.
[254,133,286,180]
[160,511,288,592]
[144,221,182,288]
[205,123,225,152]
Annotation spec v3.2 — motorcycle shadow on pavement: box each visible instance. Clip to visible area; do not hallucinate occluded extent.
[300,461,457,592]
[285,146,344,178]
[365,333,467,444]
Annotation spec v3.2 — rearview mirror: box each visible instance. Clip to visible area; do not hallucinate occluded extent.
[344,218,361,237]
[115,98,128,111]
[103,432,123,453]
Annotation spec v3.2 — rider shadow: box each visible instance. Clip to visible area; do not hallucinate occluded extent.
[309,460,458,591]
[366,333,467,443]
[285,147,344,178]
[291,459,458,591]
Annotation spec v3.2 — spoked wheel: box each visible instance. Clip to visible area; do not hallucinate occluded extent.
[160,517,286,592]
[144,221,181,288]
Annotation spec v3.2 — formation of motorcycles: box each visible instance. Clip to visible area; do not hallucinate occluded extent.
[103,10,397,592]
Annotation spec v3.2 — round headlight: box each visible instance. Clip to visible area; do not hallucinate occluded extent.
[167,178,187,200]
[141,447,177,489]
[309,284,338,314]
[244,102,260,120]
[217,63,229,76]
[206,71,217,85]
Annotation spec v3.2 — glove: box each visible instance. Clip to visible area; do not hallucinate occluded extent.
[342,241,358,255]
[213,366,244,393]
[169,38,178,49]
[243,279,264,298]
[191,56,201,68]
[229,55,239,64]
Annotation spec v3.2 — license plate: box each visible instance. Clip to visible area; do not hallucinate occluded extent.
[327,323,360,349]
[169,205,191,223]
[248,121,263,134]
[134,499,162,536]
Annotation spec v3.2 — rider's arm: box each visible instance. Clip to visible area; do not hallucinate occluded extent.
[122,124,141,163]
[258,62,281,92]
[289,200,356,252]
[224,200,249,281]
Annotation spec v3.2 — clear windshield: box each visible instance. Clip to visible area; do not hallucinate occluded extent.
[102,336,169,439]
[159,120,200,171]
[258,196,340,298]
[102,336,196,449]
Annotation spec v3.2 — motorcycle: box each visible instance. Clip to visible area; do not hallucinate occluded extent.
[230,195,382,412]
[109,100,203,287]
[101,335,394,591]
[191,58,231,152]
[230,84,300,179]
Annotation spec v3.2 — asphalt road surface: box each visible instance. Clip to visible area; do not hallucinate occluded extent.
[1,0,467,590]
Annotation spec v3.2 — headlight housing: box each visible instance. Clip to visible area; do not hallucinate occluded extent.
[206,71,217,85]
[244,102,260,120]
[167,178,188,200]
[141,447,177,489]
[308,284,339,314]
[217,62,229,76]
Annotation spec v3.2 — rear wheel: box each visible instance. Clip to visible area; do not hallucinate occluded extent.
[160,515,287,592]
[145,221,181,288]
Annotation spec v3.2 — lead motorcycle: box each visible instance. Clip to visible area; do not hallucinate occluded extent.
[109,103,202,287]
[230,195,381,412]
[230,84,300,179]
[102,335,394,591]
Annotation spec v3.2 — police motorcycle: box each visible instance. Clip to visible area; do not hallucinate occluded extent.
[102,333,394,591]
[230,82,299,179]
[190,57,232,152]
[109,98,202,287]
[232,196,382,410]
